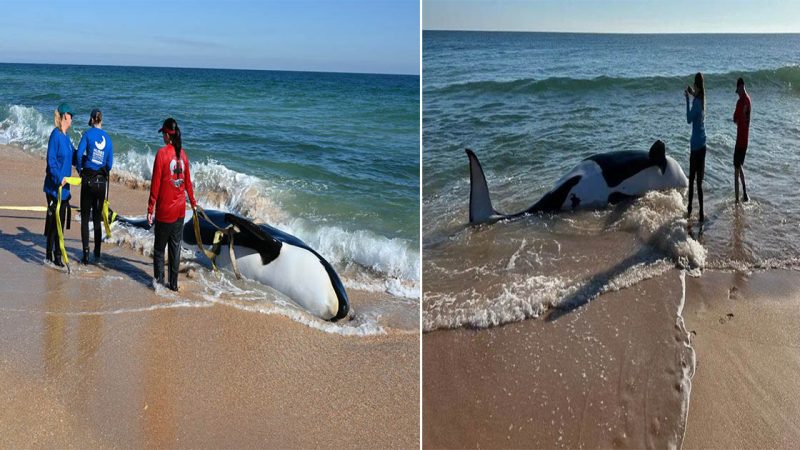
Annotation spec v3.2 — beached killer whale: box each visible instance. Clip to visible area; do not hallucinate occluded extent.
[115,210,349,322]
[467,140,689,224]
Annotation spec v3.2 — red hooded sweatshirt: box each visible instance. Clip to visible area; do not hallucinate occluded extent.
[147,144,197,223]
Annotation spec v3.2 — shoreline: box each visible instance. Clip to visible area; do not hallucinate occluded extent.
[0,143,420,447]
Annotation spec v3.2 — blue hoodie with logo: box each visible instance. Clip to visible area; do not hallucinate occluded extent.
[77,127,113,174]
[43,128,76,200]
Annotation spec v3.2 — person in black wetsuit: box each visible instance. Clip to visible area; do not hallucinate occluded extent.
[76,109,114,264]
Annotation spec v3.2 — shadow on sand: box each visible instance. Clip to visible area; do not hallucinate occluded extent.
[0,222,153,288]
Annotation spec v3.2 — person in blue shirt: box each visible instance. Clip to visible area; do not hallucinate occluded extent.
[43,102,77,266]
[685,72,707,222]
[76,108,114,264]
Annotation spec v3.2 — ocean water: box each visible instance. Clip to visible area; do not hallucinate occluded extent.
[0,63,420,333]
[423,32,800,331]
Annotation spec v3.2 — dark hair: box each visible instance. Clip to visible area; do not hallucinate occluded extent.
[89,109,103,127]
[737,77,745,86]
[694,72,705,111]
[161,117,182,160]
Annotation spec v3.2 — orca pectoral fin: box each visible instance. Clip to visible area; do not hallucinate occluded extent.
[223,214,282,265]
[112,210,152,231]
[466,148,501,224]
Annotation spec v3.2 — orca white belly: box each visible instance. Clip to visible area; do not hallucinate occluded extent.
[212,244,339,320]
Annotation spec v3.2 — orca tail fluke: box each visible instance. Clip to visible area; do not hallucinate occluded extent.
[466,148,501,224]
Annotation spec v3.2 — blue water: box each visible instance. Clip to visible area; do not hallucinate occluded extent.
[424,32,800,260]
[0,63,420,295]
[424,32,800,330]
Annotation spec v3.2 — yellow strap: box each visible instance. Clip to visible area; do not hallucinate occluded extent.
[55,177,82,268]
[228,232,241,280]
[192,207,219,272]
[192,206,242,279]
[0,206,49,212]
[101,199,112,238]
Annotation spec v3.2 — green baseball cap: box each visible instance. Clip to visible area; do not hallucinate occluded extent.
[57,102,73,116]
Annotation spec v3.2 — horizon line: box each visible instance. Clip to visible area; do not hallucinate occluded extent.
[423,29,800,35]
[0,60,419,78]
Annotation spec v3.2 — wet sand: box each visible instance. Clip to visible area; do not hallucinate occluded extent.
[424,272,694,449]
[424,266,800,449]
[0,145,419,448]
[682,270,800,449]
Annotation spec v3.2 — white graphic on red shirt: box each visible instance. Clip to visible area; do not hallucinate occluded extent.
[169,158,185,188]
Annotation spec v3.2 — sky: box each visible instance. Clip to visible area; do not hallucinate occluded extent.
[0,0,420,75]
[424,0,800,33]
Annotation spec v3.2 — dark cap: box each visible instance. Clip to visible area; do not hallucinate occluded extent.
[158,117,178,135]
[89,108,102,126]
[57,102,73,116]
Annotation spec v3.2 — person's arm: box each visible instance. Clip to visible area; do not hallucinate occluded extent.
[76,133,88,174]
[46,131,64,187]
[47,133,61,185]
[744,102,750,124]
[733,100,741,124]
[183,153,197,210]
[148,151,162,222]
[106,136,113,173]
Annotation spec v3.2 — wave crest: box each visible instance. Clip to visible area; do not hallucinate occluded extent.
[432,65,800,96]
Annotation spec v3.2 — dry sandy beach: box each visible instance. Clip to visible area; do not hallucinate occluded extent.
[0,144,419,448]
[424,267,800,448]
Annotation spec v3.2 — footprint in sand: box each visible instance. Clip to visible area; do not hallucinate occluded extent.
[719,313,735,324]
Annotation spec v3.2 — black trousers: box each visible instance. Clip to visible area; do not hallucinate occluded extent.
[44,193,69,262]
[153,218,183,290]
[80,171,107,256]
[687,146,706,217]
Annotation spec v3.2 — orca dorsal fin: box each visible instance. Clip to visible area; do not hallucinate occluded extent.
[649,139,667,174]
[466,149,499,224]
[224,213,283,265]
